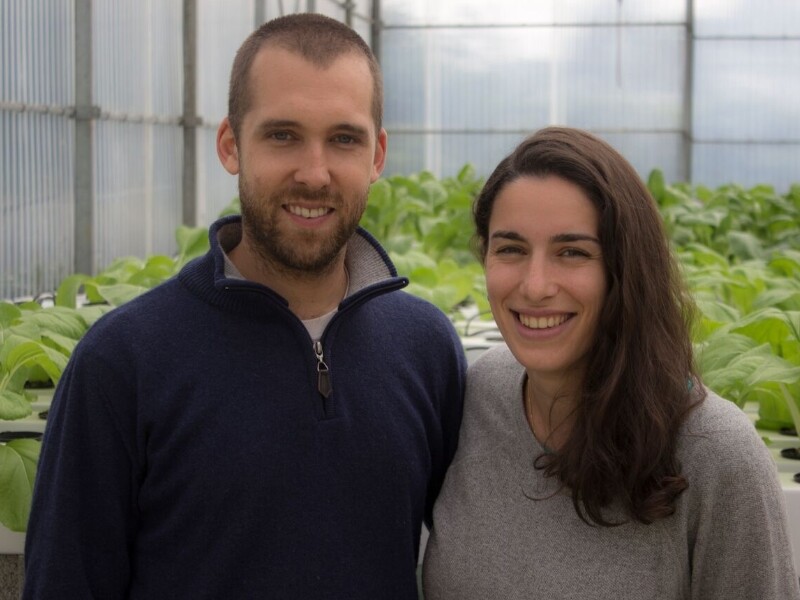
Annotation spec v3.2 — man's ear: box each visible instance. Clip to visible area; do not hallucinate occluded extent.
[216,117,240,175]
[370,128,388,183]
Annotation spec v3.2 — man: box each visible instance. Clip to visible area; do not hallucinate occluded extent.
[23,13,465,599]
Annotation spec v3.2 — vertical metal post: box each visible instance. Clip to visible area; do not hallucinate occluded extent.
[683,0,695,183]
[344,0,354,27]
[255,0,266,28]
[182,0,198,226]
[307,0,316,13]
[370,0,381,64]
[74,0,95,275]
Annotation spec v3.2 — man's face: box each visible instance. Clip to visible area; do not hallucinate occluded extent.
[223,45,387,275]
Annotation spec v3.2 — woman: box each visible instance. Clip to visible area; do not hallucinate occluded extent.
[422,127,800,599]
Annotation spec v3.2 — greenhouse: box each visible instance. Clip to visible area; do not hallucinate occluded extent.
[2,0,800,598]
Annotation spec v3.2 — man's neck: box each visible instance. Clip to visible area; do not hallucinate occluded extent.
[228,238,349,320]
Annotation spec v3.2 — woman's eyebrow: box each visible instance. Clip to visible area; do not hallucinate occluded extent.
[489,231,600,245]
[489,230,525,242]
[551,233,601,244]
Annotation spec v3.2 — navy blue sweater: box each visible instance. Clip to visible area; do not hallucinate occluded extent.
[24,217,466,599]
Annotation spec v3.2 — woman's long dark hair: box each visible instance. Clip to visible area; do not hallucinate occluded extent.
[474,127,705,526]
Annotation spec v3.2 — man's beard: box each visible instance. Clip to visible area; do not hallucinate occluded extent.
[238,176,367,277]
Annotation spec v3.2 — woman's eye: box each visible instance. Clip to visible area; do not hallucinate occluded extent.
[561,247,590,258]
[495,246,523,255]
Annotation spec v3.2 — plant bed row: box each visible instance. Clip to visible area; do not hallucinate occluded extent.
[2,168,799,538]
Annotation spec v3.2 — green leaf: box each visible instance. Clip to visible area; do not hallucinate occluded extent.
[22,308,88,340]
[4,341,67,386]
[85,283,148,307]
[126,257,176,288]
[77,304,114,327]
[727,231,766,260]
[175,226,210,266]
[0,438,41,532]
[647,169,666,204]
[0,303,22,329]
[0,388,34,420]
[730,308,795,348]
[217,196,241,217]
[55,274,90,308]
[98,256,145,283]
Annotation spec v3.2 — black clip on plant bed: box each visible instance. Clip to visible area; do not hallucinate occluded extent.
[780,426,800,463]
[0,431,43,442]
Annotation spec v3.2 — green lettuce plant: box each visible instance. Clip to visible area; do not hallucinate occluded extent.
[649,171,800,430]
[2,169,800,534]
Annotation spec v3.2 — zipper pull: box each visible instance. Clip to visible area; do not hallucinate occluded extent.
[313,341,332,398]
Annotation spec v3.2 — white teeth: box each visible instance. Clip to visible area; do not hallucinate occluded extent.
[519,314,568,329]
[288,205,330,219]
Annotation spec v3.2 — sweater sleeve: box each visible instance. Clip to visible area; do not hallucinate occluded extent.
[23,339,139,599]
[423,317,467,529]
[686,400,800,600]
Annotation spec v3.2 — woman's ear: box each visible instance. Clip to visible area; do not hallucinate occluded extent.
[216,117,240,175]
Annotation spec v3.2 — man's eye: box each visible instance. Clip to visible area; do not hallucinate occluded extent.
[270,131,292,141]
[333,134,356,144]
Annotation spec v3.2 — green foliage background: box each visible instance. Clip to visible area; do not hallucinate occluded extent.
[1,167,800,532]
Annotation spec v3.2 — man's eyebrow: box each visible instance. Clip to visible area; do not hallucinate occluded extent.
[254,119,369,138]
[330,122,370,138]
[255,119,299,133]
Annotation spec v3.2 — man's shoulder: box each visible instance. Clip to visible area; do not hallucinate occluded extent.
[79,276,188,345]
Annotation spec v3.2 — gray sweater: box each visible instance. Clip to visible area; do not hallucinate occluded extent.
[423,344,800,600]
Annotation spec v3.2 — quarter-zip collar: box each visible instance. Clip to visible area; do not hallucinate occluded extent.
[177,215,409,319]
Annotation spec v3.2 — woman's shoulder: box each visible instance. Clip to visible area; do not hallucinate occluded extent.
[465,345,523,396]
[679,389,774,477]
[458,345,525,441]
[682,390,757,437]
[468,344,518,376]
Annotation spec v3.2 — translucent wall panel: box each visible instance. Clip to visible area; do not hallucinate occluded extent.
[554,0,686,23]
[386,130,684,185]
[556,26,685,130]
[151,125,185,253]
[197,1,254,122]
[94,122,182,269]
[196,0,255,226]
[695,0,800,37]
[0,0,74,300]
[383,0,685,26]
[692,39,800,190]
[262,0,308,19]
[94,122,180,264]
[385,132,525,179]
[316,0,346,21]
[0,0,74,106]
[382,26,553,172]
[597,132,685,183]
[94,1,182,116]
[693,40,800,141]
[382,0,556,26]
[383,24,686,179]
[1,113,74,300]
[394,27,553,129]
[91,1,183,271]
[693,143,800,191]
[352,0,374,44]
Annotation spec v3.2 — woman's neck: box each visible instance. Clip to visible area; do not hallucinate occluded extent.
[524,373,579,451]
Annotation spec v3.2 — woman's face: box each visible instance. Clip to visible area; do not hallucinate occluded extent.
[484,175,607,383]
